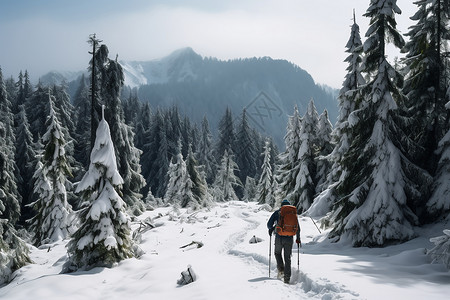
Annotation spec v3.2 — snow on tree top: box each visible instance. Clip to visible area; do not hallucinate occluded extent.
[76,118,123,193]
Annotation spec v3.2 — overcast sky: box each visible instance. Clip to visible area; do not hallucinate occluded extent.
[0,0,416,88]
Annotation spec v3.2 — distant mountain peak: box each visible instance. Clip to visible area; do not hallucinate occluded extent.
[166,47,199,59]
[121,47,203,88]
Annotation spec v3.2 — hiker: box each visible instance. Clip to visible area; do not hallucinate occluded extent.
[267,199,300,284]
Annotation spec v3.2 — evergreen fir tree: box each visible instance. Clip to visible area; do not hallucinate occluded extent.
[427,229,450,270]
[26,85,52,141]
[242,176,257,202]
[0,211,11,284]
[329,0,431,247]
[314,13,365,217]
[315,109,334,193]
[73,74,89,109]
[53,83,82,182]
[73,74,91,171]
[66,107,134,272]
[257,139,273,205]
[197,116,216,184]
[295,100,319,213]
[52,84,76,138]
[0,67,21,225]
[141,110,169,198]
[215,108,235,160]
[5,76,18,115]
[28,95,75,245]
[402,0,450,173]
[402,0,450,221]
[123,91,140,127]
[0,217,32,284]
[235,109,257,186]
[167,106,183,158]
[181,116,193,157]
[15,105,36,222]
[276,106,302,203]
[99,49,146,216]
[12,71,24,116]
[134,102,151,151]
[0,68,31,280]
[212,150,241,202]
[186,144,208,208]
[164,141,196,209]
[14,70,33,116]
[427,123,450,218]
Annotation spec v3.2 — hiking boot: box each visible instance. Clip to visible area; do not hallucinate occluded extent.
[284,277,290,284]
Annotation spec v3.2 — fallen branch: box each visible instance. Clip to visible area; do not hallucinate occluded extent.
[180,241,204,249]
[207,223,221,229]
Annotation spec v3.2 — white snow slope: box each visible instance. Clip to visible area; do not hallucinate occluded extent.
[1,201,449,299]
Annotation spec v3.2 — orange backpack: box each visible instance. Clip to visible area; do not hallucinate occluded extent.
[276,205,299,236]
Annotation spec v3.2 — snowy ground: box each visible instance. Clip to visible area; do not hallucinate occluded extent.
[1,201,449,299]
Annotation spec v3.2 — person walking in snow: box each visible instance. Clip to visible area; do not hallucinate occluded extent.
[267,199,300,284]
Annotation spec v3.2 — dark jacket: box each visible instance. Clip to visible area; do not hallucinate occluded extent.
[267,209,300,241]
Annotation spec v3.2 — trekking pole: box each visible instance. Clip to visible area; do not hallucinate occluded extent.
[297,238,300,270]
[269,234,272,277]
[309,215,321,234]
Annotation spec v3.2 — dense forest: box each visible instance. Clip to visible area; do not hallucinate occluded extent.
[1,0,450,282]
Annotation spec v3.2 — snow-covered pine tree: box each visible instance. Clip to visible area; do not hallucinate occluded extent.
[186,144,209,208]
[73,74,91,171]
[13,70,33,117]
[257,139,274,206]
[99,48,146,216]
[215,107,235,160]
[134,102,151,151]
[427,229,450,270]
[252,129,265,179]
[212,150,241,202]
[197,116,216,184]
[12,71,24,115]
[401,0,450,174]
[329,0,431,247]
[164,141,196,209]
[276,106,302,203]
[0,67,21,225]
[15,105,37,222]
[66,107,134,272]
[242,176,257,202]
[315,109,334,193]
[268,138,279,176]
[0,68,31,282]
[52,84,76,141]
[88,38,108,150]
[52,83,82,184]
[26,84,52,141]
[235,109,257,187]
[122,91,140,127]
[141,109,170,198]
[4,76,18,117]
[404,0,450,221]
[294,100,319,213]
[28,94,75,245]
[166,106,183,158]
[0,215,32,285]
[427,121,450,218]
[0,209,11,284]
[181,116,193,157]
[319,14,365,216]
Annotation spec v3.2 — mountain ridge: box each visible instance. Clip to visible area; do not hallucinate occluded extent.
[40,48,339,148]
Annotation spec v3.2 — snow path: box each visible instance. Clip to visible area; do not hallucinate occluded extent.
[2,201,450,299]
[221,201,359,299]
